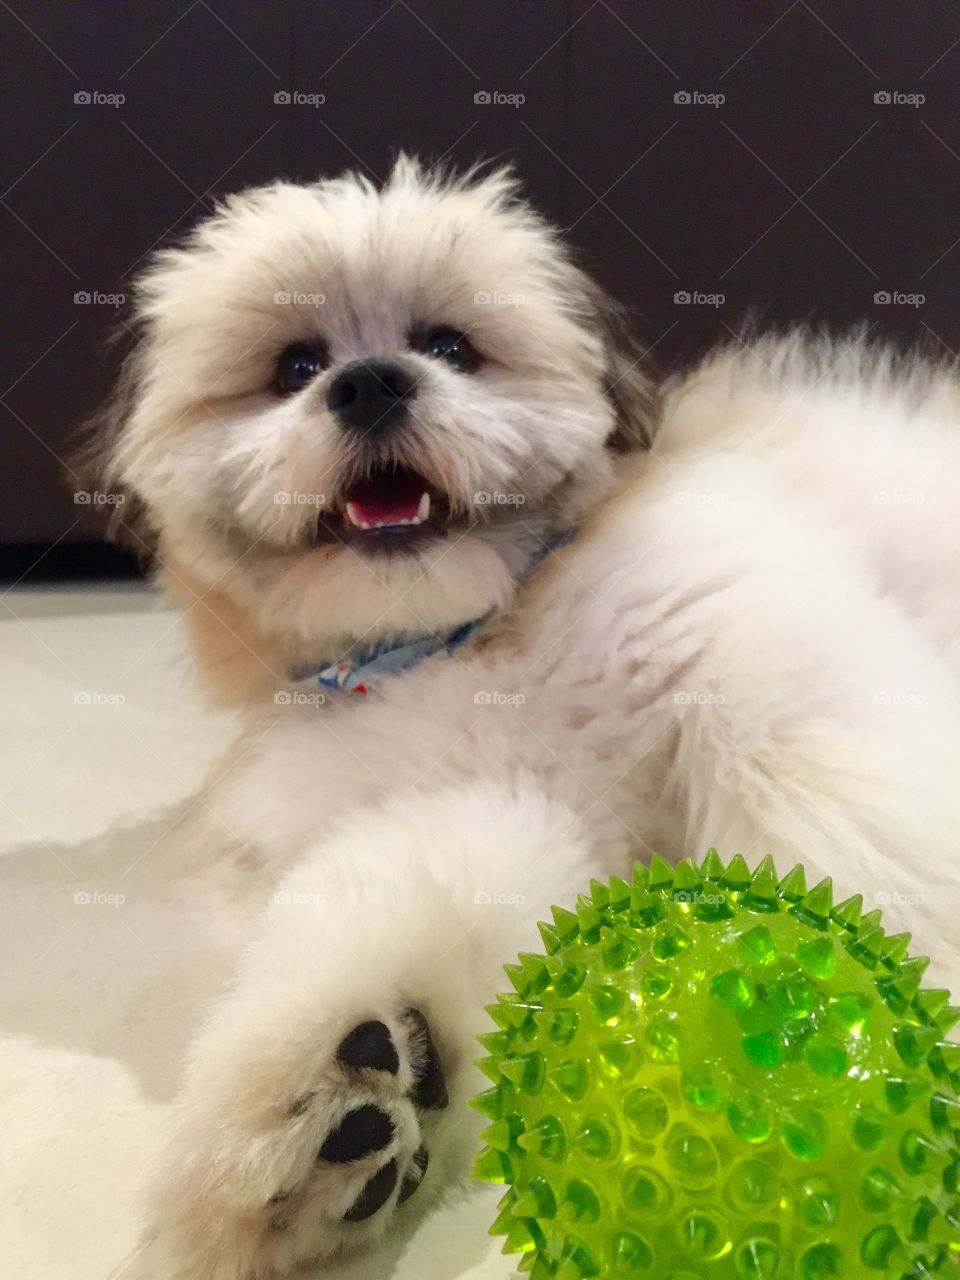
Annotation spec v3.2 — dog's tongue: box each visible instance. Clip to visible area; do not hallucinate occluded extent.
[345,474,431,529]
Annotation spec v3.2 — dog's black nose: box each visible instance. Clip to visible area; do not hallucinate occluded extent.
[326,359,417,433]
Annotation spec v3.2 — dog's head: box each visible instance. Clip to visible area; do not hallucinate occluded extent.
[85,157,654,700]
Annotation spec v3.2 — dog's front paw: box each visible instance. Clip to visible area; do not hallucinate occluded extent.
[272,1008,447,1227]
[138,785,574,1278]
[142,1006,454,1279]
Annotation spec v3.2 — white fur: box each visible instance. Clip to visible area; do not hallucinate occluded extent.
[100,163,960,1278]
[127,330,960,1279]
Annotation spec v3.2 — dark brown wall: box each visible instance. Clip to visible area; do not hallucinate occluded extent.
[565,0,960,364]
[2,1,958,568]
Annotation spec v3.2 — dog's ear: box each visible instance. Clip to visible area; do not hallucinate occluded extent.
[582,280,657,452]
[70,343,157,563]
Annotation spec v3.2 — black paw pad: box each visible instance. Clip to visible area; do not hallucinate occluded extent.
[336,1020,400,1074]
[319,1104,394,1164]
[407,1008,449,1110]
[343,1158,398,1221]
[397,1145,429,1205]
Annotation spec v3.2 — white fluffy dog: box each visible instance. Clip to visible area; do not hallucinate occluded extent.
[86,158,960,1278]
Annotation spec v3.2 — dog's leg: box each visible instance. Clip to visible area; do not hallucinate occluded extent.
[133,783,594,1279]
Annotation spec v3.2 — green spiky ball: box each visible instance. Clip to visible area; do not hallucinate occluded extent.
[472,853,960,1278]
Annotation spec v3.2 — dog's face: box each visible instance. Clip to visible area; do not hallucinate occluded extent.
[91,158,653,693]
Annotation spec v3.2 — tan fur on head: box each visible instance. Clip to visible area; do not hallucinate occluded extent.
[83,156,655,706]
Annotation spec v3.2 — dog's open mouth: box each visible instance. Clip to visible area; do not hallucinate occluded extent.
[317,464,451,551]
[344,466,436,532]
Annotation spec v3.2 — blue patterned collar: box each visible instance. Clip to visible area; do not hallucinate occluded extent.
[292,531,574,695]
[291,616,480,694]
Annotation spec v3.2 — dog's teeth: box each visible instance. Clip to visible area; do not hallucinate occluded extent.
[345,496,430,532]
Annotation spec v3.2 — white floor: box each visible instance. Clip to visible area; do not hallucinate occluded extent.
[0,583,505,1280]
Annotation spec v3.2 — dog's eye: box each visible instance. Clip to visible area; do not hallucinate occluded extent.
[415,327,479,374]
[275,344,327,396]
